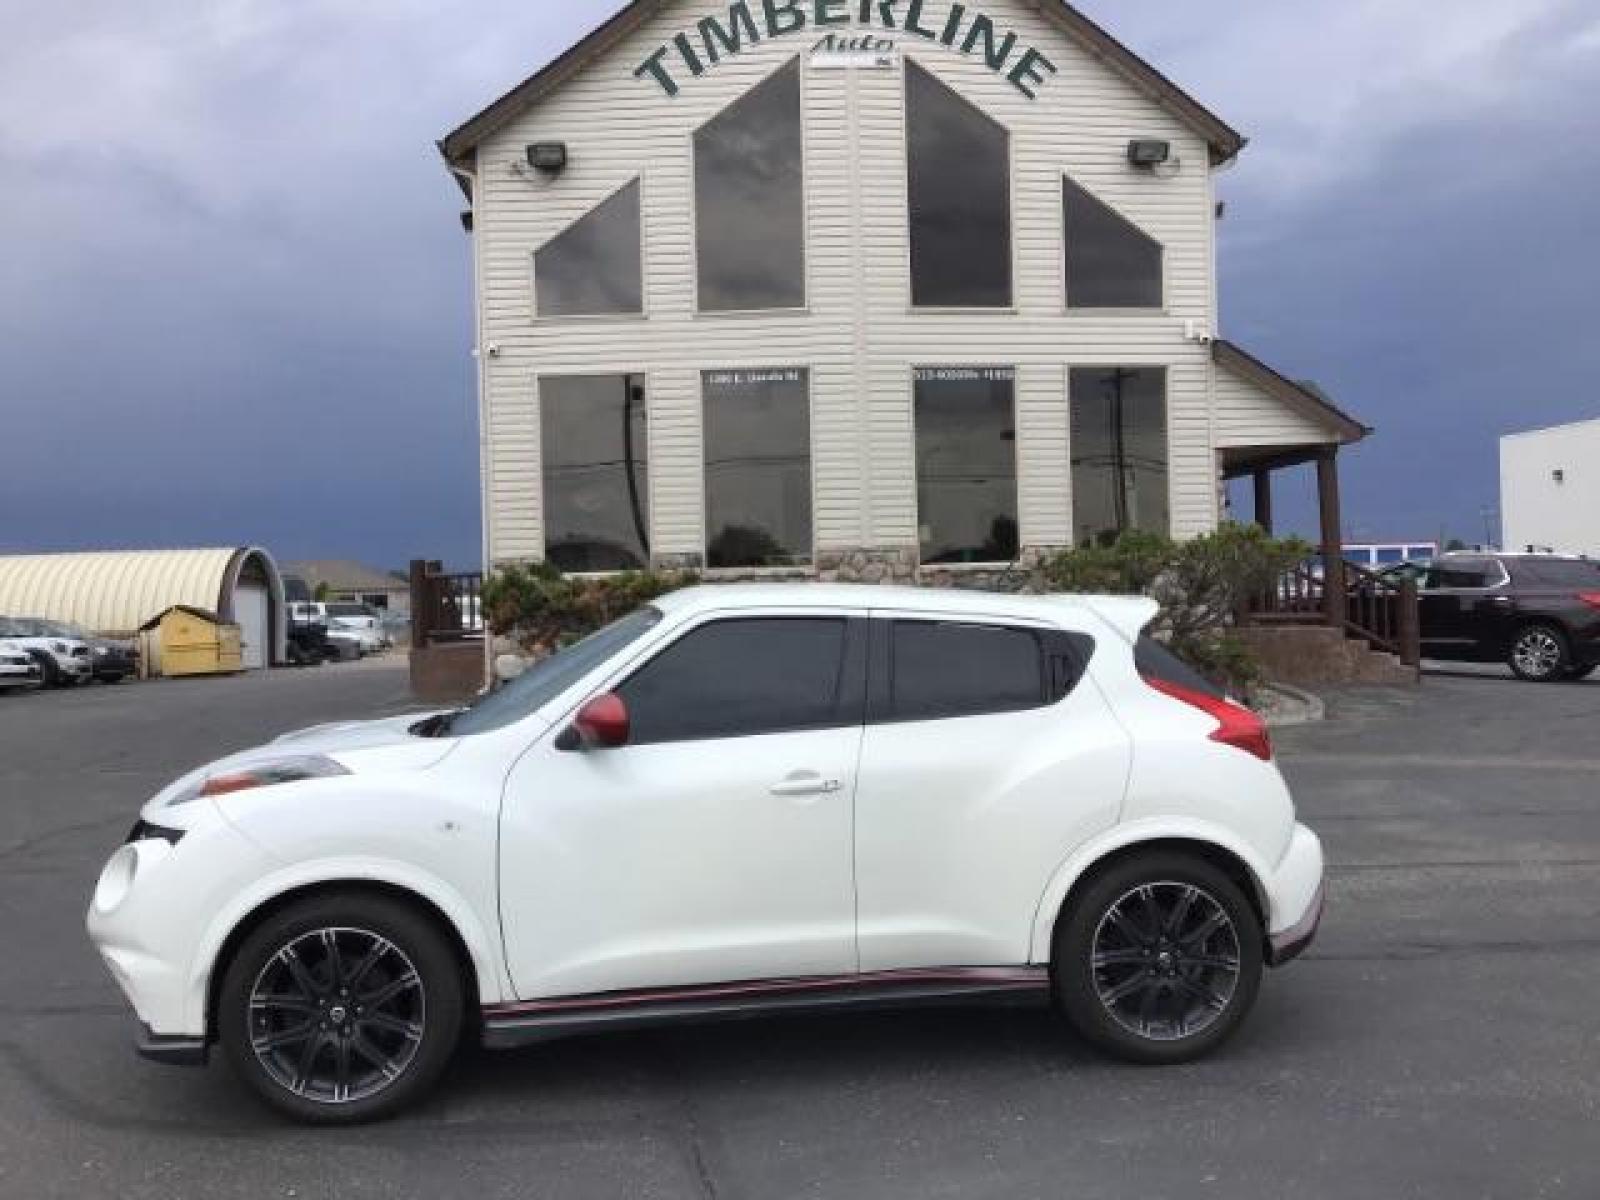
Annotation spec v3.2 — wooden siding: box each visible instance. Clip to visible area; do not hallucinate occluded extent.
[1213,358,1343,449]
[471,0,1227,562]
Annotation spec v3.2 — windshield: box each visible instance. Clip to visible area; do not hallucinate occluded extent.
[446,606,663,737]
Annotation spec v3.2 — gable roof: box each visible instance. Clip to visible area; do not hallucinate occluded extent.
[284,560,409,593]
[438,0,1246,171]
[1212,339,1371,445]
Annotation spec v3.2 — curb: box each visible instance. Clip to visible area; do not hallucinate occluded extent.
[1258,682,1326,728]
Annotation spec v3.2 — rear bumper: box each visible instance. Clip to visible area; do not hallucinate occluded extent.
[136,1022,208,1067]
[1267,882,1324,966]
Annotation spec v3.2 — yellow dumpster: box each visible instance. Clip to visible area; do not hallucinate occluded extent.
[137,606,244,678]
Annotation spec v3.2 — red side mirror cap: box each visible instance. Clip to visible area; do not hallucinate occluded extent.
[571,693,629,749]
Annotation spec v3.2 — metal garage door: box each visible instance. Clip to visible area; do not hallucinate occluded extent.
[235,584,269,669]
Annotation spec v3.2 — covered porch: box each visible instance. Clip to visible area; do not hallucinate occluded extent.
[1212,341,1419,673]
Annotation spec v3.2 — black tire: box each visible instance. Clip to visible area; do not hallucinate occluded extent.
[1507,623,1571,683]
[1053,852,1263,1064]
[217,891,465,1125]
[29,653,61,688]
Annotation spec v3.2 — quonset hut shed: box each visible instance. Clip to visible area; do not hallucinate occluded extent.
[0,548,287,669]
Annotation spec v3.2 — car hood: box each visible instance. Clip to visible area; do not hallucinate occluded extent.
[140,711,459,815]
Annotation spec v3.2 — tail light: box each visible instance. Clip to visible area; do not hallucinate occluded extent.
[1578,593,1600,611]
[1143,676,1274,761]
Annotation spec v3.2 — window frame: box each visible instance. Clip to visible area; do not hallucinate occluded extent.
[1060,174,1166,313]
[698,364,819,574]
[606,611,870,745]
[1067,363,1173,546]
[864,614,1093,725]
[909,363,1023,568]
[901,56,1018,313]
[530,175,650,323]
[688,56,812,317]
[535,369,654,571]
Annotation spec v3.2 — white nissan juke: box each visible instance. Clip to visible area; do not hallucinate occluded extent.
[88,584,1324,1123]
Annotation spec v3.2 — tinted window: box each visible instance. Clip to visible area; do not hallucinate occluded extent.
[890,621,1043,721]
[619,618,852,743]
[535,179,643,317]
[1510,558,1600,587]
[541,375,650,571]
[1135,635,1223,700]
[906,60,1011,307]
[703,368,812,567]
[914,367,1018,564]
[695,59,805,311]
[1070,367,1169,545]
[1063,177,1162,308]
[449,608,662,737]
[1426,559,1500,589]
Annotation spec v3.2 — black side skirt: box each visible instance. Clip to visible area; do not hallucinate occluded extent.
[136,1022,209,1067]
[481,967,1051,1049]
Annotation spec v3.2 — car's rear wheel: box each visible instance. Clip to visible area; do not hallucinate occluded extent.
[1508,624,1570,682]
[218,891,464,1124]
[1053,853,1263,1064]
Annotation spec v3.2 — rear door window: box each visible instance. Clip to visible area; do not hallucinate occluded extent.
[617,617,862,744]
[1511,558,1600,588]
[1425,559,1502,589]
[880,620,1090,722]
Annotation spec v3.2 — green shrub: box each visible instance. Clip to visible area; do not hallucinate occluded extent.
[482,562,696,655]
[1041,524,1313,697]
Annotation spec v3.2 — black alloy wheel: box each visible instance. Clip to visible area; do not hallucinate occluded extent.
[1054,853,1262,1063]
[1508,624,1570,683]
[219,892,463,1123]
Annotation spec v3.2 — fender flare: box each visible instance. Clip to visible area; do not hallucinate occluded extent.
[183,857,510,1032]
[1026,817,1277,965]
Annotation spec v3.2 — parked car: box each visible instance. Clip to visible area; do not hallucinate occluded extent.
[0,639,43,691]
[31,619,137,683]
[324,602,391,653]
[1419,553,1600,681]
[87,584,1324,1124]
[322,625,366,661]
[0,617,94,687]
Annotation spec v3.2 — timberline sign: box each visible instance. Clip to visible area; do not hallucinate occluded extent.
[635,0,1057,98]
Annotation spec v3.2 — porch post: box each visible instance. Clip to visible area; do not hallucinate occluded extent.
[1252,469,1274,534]
[1316,447,1346,628]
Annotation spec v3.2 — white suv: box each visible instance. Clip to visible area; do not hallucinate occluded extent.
[87,584,1324,1124]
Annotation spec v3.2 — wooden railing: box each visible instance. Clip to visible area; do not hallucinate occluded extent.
[408,560,485,648]
[1246,557,1421,667]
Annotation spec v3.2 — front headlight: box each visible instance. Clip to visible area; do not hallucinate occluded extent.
[168,754,349,806]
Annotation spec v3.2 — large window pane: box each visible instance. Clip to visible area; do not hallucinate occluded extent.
[703,368,812,567]
[906,60,1011,308]
[534,180,642,317]
[1063,178,1163,309]
[618,618,851,743]
[1070,367,1169,546]
[914,367,1018,563]
[695,59,805,311]
[541,375,650,571]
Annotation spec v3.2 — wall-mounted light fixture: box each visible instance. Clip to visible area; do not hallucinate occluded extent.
[1553,469,1566,484]
[1127,139,1171,168]
[525,142,568,174]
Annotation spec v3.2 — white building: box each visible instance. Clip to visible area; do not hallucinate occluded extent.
[1501,418,1600,557]
[439,0,1369,582]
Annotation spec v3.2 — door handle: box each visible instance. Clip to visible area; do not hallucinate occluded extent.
[769,774,843,798]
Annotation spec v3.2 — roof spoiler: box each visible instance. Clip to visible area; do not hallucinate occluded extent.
[1072,595,1160,644]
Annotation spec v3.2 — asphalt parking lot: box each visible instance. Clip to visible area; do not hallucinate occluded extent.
[2,662,1596,1199]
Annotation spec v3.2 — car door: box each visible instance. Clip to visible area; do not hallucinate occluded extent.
[852,612,1132,972]
[498,611,867,1000]
[1421,558,1507,660]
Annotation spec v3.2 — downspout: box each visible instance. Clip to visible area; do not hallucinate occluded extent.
[451,156,493,686]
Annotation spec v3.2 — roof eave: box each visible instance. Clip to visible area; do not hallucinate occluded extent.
[1213,339,1373,445]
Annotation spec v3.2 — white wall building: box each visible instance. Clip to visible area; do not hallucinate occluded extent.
[1501,418,1600,558]
[440,0,1369,581]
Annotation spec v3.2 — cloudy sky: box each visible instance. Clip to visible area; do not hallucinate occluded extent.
[4,0,1597,568]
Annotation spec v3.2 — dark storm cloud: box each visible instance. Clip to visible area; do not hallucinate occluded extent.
[2,0,1597,564]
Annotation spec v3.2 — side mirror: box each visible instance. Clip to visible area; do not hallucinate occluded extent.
[561,693,630,751]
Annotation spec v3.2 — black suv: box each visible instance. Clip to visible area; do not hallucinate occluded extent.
[1417,553,1600,682]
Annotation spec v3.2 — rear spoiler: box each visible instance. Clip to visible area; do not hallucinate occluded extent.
[1056,595,1159,644]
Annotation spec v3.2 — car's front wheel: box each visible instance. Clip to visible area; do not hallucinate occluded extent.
[217,891,464,1124]
[1053,853,1263,1064]
[1508,624,1570,683]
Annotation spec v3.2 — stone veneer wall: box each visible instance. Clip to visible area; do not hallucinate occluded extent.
[647,546,1069,593]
